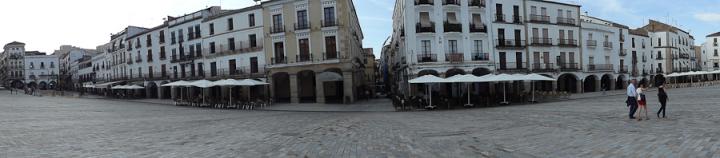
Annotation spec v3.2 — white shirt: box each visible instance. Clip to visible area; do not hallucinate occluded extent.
[626,84,636,97]
[636,88,643,101]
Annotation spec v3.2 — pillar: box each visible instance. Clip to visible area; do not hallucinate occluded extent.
[290,74,299,103]
[577,80,583,93]
[551,80,558,91]
[170,87,177,99]
[315,73,326,103]
[609,78,616,91]
[157,86,164,99]
[343,72,355,104]
[595,79,601,92]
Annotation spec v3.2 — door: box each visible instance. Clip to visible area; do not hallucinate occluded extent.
[274,42,284,63]
[229,59,236,75]
[516,52,523,69]
[543,52,550,68]
[496,4,503,21]
[514,30,521,46]
[513,6,520,22]
[533,52,540,69]
[499,52,507,69]
[498,29,505,46]
[569,52,575,64]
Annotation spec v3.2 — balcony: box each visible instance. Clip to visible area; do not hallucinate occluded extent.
[445,53,464,63]
[416,22,435,33]
[294,23,310,30]
[586,40,597,47]
[559,63,580,71]
[443,22,462,32]
[498,62,528,73]
[212,67,265,79]
[160,56,167,60]
[532,63,556,72]
[322,20,338,27]
[415,0,433,5]
[469,24,487,33]
[529,14,550,23]
[471,52,489,61]
[135,58,142,63]
[603,41,613,49]
[642,56,647,62]
[204,44,263,58]
[496,39,526,49]
[494,14,506,23]
[558,39,578,47]
[619,49,627,56]
[588,64,613,72]
[296,54,313,62]
[679,54,690,59]
[417,53,437,63]
[443,0,460,5]
[170,55,195,63]
[656,56,664,60]
[556,17,576,26]
[270,26,285,34]
[530,38,552,46]
[512,15,523,24]
[619,66,629,73]
[469,0,485,8]
[126,60,133,64]
[271,56,288,65]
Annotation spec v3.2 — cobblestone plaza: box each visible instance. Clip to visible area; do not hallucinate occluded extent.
[1,86,719,157]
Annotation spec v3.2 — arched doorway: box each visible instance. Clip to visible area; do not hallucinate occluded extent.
[146,82,158,99]
[616,75,626,90]
[49,81,57,90]
[27,82,37,89]
[297,70,317,103]
[39,82,48,90]
[601,74,613,91]
[584,75,598,92]
[320,68,344,104]
[160,81,171,99]
[557,73,578,93]
[445,68,465,98]
[535,74,554,91]
[654,75,666,87]
[418,69,440,76]
[272,72,291,103]
[416,69,440,98]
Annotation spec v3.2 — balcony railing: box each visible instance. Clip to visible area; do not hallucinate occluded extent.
[270,26,285,34]
[296,54,313,62]
[529,14,550,23]
[530,38,552,46]
[469,0,485,7]
[415,0,433,5]
[498,62,528,72]
[271,56,287,65]
[558,39,578,47]
[603,41,613,48]
[532,63,556,72]
[213,67,266,78]
[586,40,597,47]
[588,64,613,72]
[656,68,664,74]
[496,39,526,49]
[322,20,338,27]
[416,22,435,33]
[443,0,460,5]
[556,17,576,26]
[656,56,664,60]
[512,15,523,24]
[445,53,464,63]
[135,58,142,63]
[443,22,462,32]
[294,23,310,30]
[619,66,629,73]
[619,49,627,56]
[559,63,579,71]
[494,14,506,22]
[417,53,437,63]
[204,44,263,58]
[472,52,489,61]
[469,24,487,33]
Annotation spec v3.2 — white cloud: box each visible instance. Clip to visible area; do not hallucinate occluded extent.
[694,12,720,23]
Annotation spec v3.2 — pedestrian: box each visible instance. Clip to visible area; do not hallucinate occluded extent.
[636,84,649,121]
[657,85,669,118]
[626,79,638,119]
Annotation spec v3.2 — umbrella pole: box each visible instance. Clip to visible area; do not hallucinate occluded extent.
[502,82,508,105]
[428,84,432,108]
[531,81,536,103]
[466,83,471,106]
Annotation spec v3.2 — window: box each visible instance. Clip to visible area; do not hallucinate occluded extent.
[147,49,153,61]
[658,38,661,46]
[197,63,204,77]
[188,26,194,40]
[325,36,337,59]
[272,14,283,29]
[195,43,201,57]
[421,40,431,54]
[250,57,259,73]
[171,31,176,44]
[194,25,201,38]
[210,62,217,76]
[189,45,195,58]
[249,34,257,47]
[227,18,234,30]
[448,40,458,53]
[160,46,166,59]
[474,40,483,53]
[136,38,141,48]
[228,38,236,51]
[178,29,184,42]
[632,38,636,48]
[274,42,285,63]
[159,31,165,43]
[209,23,215,35]
[324,7,336,24]
[299,39,310,61]
[210,42,216,54]
[173,66,178,78]
[297,10,308,28]
[248,14,255,27]
[161,64,167,77]
[715,49,718,56]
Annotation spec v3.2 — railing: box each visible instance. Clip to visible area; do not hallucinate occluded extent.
[126,60,133,64]
[445,53,464,63]
[296,54,313,62]
[270,26,285,34]
[204,44,263,58]
[324,52,339,60]
[556,17,576,26]
[586,40,597,47]
[494,14,506,22]
[472,52,489,61]
[469,0,485,7]
[619,49,627,56]
[679,54,690,59]
[443,0,460,5]
[559,63,579,71]
[294,23,310,30]
[531,38,553,46]
[415,0,433,5]
[416,22,435,33]
[322,20,338,27]
[469,23,487,33]
[443,21,462,32]
[135,58,142,63]
[588,64,613,72]
[558,39,578,47]
[170,55,196,63]
[529,14,550,23]
[498,62,527,72]
[271,56,287,65]
[656,56,664,60]
[147,57,153,62]
[532,63,556,72]
[656,68,664,74]
[603,41,613,48]
[160,56,167,60]
[512,15,523,24]
[496,39,526,49]
[619,66,629,73]
[212,67,266,78]
[417,53,437,63]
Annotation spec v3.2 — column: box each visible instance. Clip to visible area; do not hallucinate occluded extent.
[595,79,601,92]
[552,80,558,91]
[315,73,326,103]
[609,78,616,91]
[170,86,177,99]
[343,72,355,104]
[157,86,164,99]
[577,80,583,93]
[289,74,299,103]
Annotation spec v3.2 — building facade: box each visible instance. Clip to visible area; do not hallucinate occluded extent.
[702,32,720,71]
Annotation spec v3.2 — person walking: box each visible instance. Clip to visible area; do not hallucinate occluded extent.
[636,84,649,121]
[626,79,638,119]
[657,85,669,118]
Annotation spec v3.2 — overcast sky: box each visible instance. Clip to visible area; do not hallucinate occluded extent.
[1,0,719,57]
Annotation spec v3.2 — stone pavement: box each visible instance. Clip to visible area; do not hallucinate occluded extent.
[0,86,719,157]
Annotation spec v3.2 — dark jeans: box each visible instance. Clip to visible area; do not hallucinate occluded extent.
[657,100,667,117]
[627,97,638,119]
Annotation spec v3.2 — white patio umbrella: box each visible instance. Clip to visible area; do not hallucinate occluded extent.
[445,74,494,107]
[524,74,556,103]
[190,80,216,106]
[212,79,244,107]
[162,80,192,105]
[487,74,525,105]
[409,75,448,108]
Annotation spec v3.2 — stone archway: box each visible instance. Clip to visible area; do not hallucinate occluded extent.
[160,81,171,99]
[49,81,57,90]
[601,74,613,91]
[272,72,291,103]
[39,82,48,90]
[616,75,626,90]
[418,69,440,77]
[584,75,598,92]
[146,82,158,99]
[297,70,317,103]
[558,73,579,93]
[321,68,345,104]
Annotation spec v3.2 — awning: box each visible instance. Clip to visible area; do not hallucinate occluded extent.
[95,81,122,89]
[409,75,447,83]
[317,72,344,82]
[162,80,191,87]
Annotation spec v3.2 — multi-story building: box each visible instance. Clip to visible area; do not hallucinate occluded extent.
[262,0,365,104]
[24,53,60,90]
[55,45,96,90]
[1,41,27,88]
[702,32,720,71]
[641,20,695,74]
[362,48,376,97]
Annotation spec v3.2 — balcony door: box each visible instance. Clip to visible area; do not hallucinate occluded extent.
[513,6,520,22]
[516,52,523,68]
[274,42,285,63]
[325,36,337,59]
[229,59,236,75]
[499,52,507,69]
[543,52,550,68]
[514,30,521,46]
[533,52,540,68]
